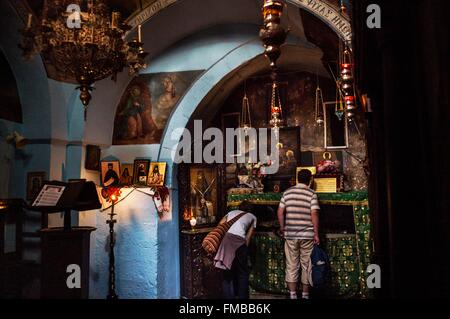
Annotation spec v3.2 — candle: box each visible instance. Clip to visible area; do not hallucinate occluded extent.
[27,13,32,29]
[111,12,118,29]
[189,217,197,228]
[138,24,142,42]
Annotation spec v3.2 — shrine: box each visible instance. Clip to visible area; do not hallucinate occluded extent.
[0,0,449,301]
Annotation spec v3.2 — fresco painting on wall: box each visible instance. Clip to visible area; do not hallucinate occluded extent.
[113,70,203,145]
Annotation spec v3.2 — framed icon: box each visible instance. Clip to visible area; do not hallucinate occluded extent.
[85,145,101,171]
[133,159,150,186]
[101,160,121,187]
[147,162,167,186]
[27,171,46,201]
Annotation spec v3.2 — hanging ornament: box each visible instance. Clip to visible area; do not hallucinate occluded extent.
[315,85,325,126]
[335,94,345,121]
[240,82,252,130]
[269,81,284,128]
[340,45,356,121]
[259,0,288,72]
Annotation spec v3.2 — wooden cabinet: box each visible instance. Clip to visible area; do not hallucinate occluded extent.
[178,163,226,299]
[40,227,96,299]
[180,228,222,299]
[0,199,24,298]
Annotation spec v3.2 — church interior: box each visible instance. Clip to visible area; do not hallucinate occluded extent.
[0,0,449,300]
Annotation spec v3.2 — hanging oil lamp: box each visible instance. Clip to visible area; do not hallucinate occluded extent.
[315,81,325,126]
[269,81,283,128]
[240,82,252,131]
[335,92,345,121]
[340,46,356,121]
[259,0,288,72]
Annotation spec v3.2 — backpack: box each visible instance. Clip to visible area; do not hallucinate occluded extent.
[202,212,246,255]
[310,245,330,289]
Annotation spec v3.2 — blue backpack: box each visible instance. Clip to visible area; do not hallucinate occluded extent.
[310,245,330,289]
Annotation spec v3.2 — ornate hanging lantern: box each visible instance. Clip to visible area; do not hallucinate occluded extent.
[259,0,288,132]
[240,83,252,130]
[340,47,356,120]
[269,81,284,128]
[259,0,288,73]
[338,1,356,121]
[315,84,325,126]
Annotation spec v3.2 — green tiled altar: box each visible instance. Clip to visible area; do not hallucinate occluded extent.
[229,191,373,298]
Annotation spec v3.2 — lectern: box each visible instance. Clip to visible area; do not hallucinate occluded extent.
[27,179,101,299]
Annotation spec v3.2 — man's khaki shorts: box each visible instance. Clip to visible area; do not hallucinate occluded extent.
[284,239,314,285]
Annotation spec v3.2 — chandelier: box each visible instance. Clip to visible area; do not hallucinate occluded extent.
[19,0,148,119]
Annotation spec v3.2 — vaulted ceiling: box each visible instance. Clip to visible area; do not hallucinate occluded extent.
[22,0,344,83]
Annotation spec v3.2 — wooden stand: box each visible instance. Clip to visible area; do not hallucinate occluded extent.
[40,226,96,299]
[0,199,24,298]
[180,228,222,299]
[27,180,101,299]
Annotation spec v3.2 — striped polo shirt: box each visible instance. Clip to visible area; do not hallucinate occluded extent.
[278,183,320,240]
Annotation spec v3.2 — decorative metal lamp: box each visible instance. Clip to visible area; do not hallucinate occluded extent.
[240,83,252,130]
[338,1,356,121]
[269,81,284,128]
[315,84,325,126]
[259,0,288,130]
[101,186,121,299]
[19,0,148,119]
[340,47,356,120]
[259,0,288,73]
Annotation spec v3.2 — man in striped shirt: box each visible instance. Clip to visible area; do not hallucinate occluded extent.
[277,169,320,299]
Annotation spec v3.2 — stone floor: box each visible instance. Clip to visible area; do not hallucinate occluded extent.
[250,292,288,299]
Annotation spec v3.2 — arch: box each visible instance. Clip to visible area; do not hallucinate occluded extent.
[157,39,264,167]
[0,50,22,123]
[157,41,327,168]
[127,0,351,43]
[286,0,352,42]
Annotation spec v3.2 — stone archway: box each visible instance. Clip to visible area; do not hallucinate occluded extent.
[157,39,264,169]
[127,0,351,43]
[286,0,352,42]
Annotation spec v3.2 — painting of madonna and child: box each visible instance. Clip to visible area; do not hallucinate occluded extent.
[113,70,203,145]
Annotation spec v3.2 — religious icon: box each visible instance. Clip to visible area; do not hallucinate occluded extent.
[120,163,133,186]
[113,71,202,145]
[147,162,167,186]
[85,144,100,171]
[189,167,217,225]
[133,159,150,186]
[26,171,46,201]
[101,160,121,187]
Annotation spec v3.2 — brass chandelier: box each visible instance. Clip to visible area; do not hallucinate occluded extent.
[19,0,148,119]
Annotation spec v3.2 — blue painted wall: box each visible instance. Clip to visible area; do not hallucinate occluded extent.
[78,24,264,299]
[0,2,316,299]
